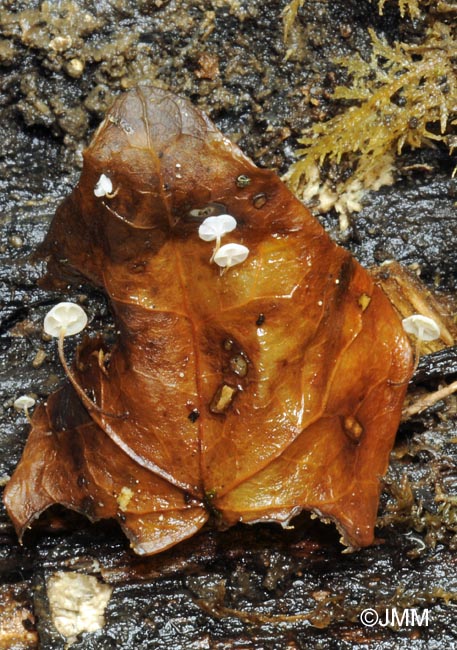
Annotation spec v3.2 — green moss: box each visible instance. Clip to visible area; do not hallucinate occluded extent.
[285,20,457,227]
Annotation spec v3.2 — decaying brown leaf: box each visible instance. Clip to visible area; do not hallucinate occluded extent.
[4,86,414,554]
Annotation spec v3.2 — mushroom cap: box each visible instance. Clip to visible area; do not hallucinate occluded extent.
[94,173,113,198]
[14,395,36,411]
[402,314,440,341]
[198,214,237,242]
[213,242,249,268]
[44,302,88,338]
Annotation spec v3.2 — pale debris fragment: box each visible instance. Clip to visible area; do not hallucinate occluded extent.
[284,152,395,231]
[402,378,457,420]
[117,486,134,511]
[47,572,112,646]
[210,384,237,413]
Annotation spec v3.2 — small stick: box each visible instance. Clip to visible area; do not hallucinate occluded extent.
[402,379,457,420]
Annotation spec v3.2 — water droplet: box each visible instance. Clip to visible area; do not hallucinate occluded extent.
[188,202,227,220]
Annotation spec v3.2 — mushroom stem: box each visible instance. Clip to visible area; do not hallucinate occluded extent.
[210,236,221,263]
[57,329,124,419]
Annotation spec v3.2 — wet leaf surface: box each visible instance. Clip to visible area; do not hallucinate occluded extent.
[4,86,413,555]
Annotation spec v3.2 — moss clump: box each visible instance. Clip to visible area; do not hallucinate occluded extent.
[282,0,304,41]
[284,19,457,229]
[376,0,422,18]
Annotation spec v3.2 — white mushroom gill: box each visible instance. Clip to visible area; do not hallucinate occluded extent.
[213,243,249,272]
[402,313,440,371]
[44,302,88,338]
[402,314,440,342]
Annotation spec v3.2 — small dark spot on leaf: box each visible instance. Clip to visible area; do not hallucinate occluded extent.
[256,313,265,326]
[188,408,200,422]
[77,474,88,488]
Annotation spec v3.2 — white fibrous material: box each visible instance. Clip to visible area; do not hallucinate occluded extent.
[47,571,112,645]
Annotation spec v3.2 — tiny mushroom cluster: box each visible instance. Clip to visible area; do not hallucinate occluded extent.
[198,214,249,273]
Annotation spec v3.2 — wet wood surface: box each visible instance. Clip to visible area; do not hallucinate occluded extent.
[1,1,457,648]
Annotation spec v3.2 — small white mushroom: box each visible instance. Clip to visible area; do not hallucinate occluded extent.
[94,173,113,198]
[213,243,249,272]
[402,314,440,371]
[44,302,88,338]
[43,303,122,419]
[198,214,237,260]
[44,303,96,414]
[402,314,440,342]
[13,395,36,421]
[13,395,36,411]
[198,214,237,241]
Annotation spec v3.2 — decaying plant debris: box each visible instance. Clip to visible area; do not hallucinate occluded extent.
[1,1,457,648]
[4,86,414,555]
